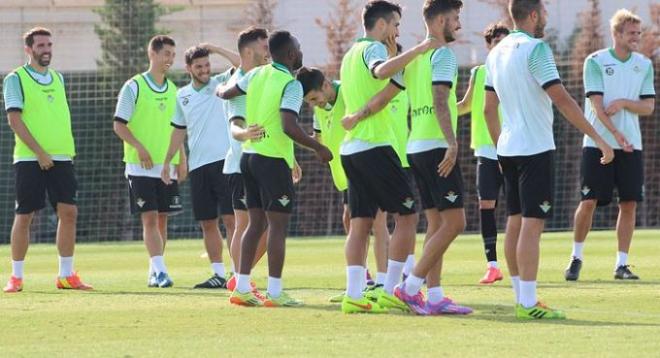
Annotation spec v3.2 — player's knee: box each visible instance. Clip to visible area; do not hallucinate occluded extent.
[200,219,218,232]
[619,201,637,213]
[57,205,78,223]
[141,211,159,228]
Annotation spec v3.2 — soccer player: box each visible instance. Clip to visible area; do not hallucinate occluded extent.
[113,35,185,288]
[565,9,655,282]
[483,0,613,319]
[337,0,442,314]
[457,23,510,284]
[221,28,273,292]
[219,31,332,307]
[296,67,389,301]
[3,27,92,292]
[160,44,240,289]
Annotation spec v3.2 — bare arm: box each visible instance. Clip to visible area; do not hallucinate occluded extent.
[457,71,476,116]
[201,43,240,68]
[546,84,614,163]
[433,84,458,177]
[216,84,244,100]
[605,98,655,117]
[373,37,441,80]
[230,117,264,142]
[281,111,332,162]
[484,90,501,145]
[588,95,633,151]
[7,111,53,170]
[342,83,401,130]
[160,128,186,184]
[113,121,153,169]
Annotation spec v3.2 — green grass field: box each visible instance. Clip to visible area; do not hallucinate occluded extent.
[1,230,659,357]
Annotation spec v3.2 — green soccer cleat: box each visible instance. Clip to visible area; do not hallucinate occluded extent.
[364,284,385,302]
[515,302,566,320]
[376,290,410,312]
[341,295,389,314]
[263,291,304,307]
[229,290,264,307]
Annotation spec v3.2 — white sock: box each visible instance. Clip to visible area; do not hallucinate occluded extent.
[519,280,537,308]
[346,266,364,299]
[211,262,225,278]
[12,260,24,279]
[58,256,74,277]
[427,286,445,304]
[150,256,167,275]
[616,251,628,268]
[402,254,415,275]
[572,242,585,260]
[148,262,156,277]
[361,267,368,291]
[375,272,386,286]
[267,276,282,298]
[487,261,499,269]
[511,276,521,304]
[384,259,405,294]
[236,273,252,294]
[403,274,425,296]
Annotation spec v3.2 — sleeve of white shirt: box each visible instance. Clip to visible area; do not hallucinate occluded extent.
[171,95,187,128]
[431,48,457,87]
[113,80,137,123]
[280,80,304,114]
[528,41,561,89]
[312,114,321,132]
[640,62,656,98]
[484,57,495,91]
[236,67,260,93]
[583,57,604,97]
[3,73,23,111]
[212,68,234,86]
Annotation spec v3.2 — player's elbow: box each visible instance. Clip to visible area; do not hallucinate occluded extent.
[640,100,655,116]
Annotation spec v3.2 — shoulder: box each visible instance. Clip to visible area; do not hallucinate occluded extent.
[177,84,193,98]
[632,52,652,67]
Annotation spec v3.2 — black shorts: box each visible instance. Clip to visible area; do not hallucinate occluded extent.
[341,146,416,218]
[240,153,294,213]
[189,160,234,221]
[580,147,643,206]
[227,173,247,211]
[477,157,503,201]
[498,151,554,219]
[408,148,464,211]
[14,161,78,214]
[128,175,182,215]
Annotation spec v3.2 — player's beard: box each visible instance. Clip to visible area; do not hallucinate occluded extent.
[37,52,51,67]
[533,20,545,38]
[444,24,456,43]
[192,73,209,86]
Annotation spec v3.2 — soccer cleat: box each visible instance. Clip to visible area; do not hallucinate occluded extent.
[194,274,228,289]
[341,295,388,314]
[425,297,473,315]
[479,266,504,284]
[328,292,345,303]
[155,272,173,288]
[147,273,158,287]
[3,276,23,293]
[376,290,410,312]
[56,273,93,290]
[263,291,304,307]
[364,284,384,302]
[393,284,427,315]
[229,290,264,307]
[564,257,583,281]
[614,265,639,280]
[515,302,566,320]
[226,274,257,292]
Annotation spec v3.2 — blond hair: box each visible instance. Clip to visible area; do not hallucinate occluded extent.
[610,9,641,34]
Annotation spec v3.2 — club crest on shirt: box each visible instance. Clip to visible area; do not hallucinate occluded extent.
[633,65,641,73]
[182,95,191,106]
[159,102,167,112]
[47,94,55,103]
[605,67,615,76]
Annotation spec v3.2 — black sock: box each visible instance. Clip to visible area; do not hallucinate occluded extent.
[480,208,498,263]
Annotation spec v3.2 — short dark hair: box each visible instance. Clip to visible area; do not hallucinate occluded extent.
[149,35,176,53]
[423,0,463,21]
[268,30,295,61]
[23,27,51,47]
[184,46,210,65]
[363,1,402,31]
[237,27,269,52]
[296,67,326,96]
[483,23,510,44]
[509,0,542,22]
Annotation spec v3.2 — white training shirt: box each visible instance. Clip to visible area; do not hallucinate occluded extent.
[222,68,247,174]
[485,30,561,157]
[172,69,233,171]
[582,49,655,150]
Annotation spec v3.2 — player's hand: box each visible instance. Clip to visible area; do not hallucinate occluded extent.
[243,124,265,141]
[613,130,633,152]
[161,163,172,185]
[341,113,360,130]
[292,161,302,184]
[605,99,626,116]
[315,145,333,163]
[176,162,188,183]
[36,151,54,170]
[595,139,614,165]
[137,145,153,169]
[385,34,398,57]
[437,145,458,177]
[417,36,443,53]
